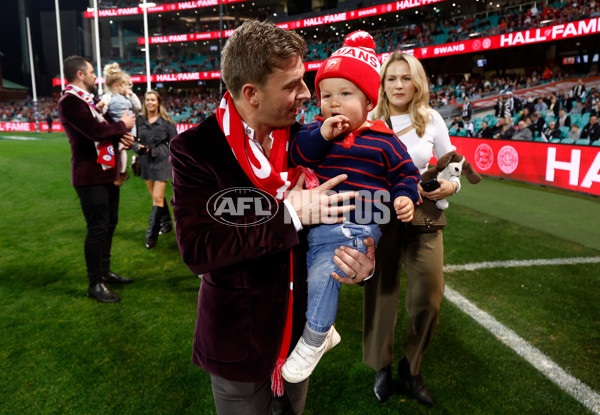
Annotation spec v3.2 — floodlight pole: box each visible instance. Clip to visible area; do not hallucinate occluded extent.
[26,17,40,133]
[142,0,152,91]
[55,0,65,91]
[219,0,223,96]
[93,0,102,95]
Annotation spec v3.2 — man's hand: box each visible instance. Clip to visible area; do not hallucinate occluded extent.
[286,173,357,225]
[120,110,136,130]
[119,132,135,150]
[331,237,376,285]
[393,195,414,222]
[320,115,351,141]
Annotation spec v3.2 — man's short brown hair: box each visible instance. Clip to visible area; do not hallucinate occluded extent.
[221,20,307,99]
[64,56,92,83]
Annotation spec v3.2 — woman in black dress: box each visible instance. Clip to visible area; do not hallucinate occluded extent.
[133,90,178,249]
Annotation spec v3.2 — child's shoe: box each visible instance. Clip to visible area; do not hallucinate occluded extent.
[113,170,130,186]
[281,325,341,383]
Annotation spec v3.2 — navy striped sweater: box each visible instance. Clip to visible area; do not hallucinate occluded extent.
[290,119,421,224]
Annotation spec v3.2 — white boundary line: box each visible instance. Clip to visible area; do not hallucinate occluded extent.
[445,257,600,273]
[444,257,600,414]
[0,135,40,140]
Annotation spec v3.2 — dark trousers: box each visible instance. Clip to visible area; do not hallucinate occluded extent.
[210,374,309,415]
[74,183,119,284]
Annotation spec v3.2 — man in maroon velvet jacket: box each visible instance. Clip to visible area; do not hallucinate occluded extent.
[58,55,136,303]
[170,21,376,414]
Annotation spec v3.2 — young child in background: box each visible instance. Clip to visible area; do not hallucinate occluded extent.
[283,31,421,383]
[97,62,141,186]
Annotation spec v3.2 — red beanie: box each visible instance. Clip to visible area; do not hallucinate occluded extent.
[315,30,381,107]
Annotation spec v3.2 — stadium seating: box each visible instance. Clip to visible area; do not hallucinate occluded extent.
[559,126,570,138]
[575,138,591,146]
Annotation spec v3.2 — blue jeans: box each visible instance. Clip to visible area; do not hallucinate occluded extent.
[306,222,382,333]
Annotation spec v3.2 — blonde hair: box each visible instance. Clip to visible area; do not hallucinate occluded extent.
[142,90,175,124]
[103,62,131,91]
[373,52,431,137]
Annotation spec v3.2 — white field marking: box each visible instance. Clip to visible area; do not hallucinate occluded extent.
[444,285,600,414]
[0,135,40,140]
[444,257,600,273]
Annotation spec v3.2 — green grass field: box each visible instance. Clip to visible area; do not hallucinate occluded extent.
[1,132,599,414]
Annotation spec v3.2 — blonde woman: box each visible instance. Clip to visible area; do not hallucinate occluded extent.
[133,90,178,249]
[363,52,461,405]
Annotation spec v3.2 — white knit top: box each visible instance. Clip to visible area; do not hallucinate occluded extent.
[387,109,461,190]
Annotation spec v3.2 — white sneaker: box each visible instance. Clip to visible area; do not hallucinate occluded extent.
[281,325,341,383]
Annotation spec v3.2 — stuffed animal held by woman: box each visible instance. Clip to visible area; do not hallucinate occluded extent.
[421,151,482,210]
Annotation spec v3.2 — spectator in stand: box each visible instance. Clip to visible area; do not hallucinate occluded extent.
[591,101,600,117]
[571,100,584,114]
[534,97,548,113]
[572,79,586,103]
[557,107,571,128]
[449,115,464,131]
[568,124,581,141]
[461,95,473,119]
[495,118,515,140]
[524,95,536,114]
[512,120,533,141]
[495,91,513,118]
[586,89,600,113]
[581,114,600,142]
[463,116,475,137]
[491,116,505,137]
[529,111,546,136]
[547,94,560,118]
[517,107,531,124]
[542,66,552,81]
[542,121,561,141]
[476,120,494,138]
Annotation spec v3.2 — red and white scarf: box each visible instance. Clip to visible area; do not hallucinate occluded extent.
[63,85,115,170]
[216,92,317,396]
[215,91,320,199]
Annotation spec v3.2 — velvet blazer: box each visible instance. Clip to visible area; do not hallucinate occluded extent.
[170,116,309,382]
[58,92,128,186]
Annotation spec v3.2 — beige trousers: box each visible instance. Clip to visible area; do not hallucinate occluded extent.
[362,218,445,376]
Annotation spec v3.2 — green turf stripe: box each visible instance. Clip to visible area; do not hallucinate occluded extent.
[450,177,600,250]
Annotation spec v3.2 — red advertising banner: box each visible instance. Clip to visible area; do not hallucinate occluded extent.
[451,136,600,196]
[3,123,599,196]
[136,0,446,44]
[398,17,600,60]
[84,0,246,18]
[52,71,221,86]
[0,122,196,136]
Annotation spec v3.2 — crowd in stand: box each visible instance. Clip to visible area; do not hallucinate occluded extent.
[0,97,58,124]
[112,0,599,77]
[448,80,600,144]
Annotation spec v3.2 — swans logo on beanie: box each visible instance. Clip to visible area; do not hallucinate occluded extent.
[315,30,381,106]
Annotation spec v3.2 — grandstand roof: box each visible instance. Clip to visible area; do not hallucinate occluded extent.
[2,79,28,91]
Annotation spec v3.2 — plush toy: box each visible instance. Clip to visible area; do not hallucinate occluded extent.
[421,151,482,210]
